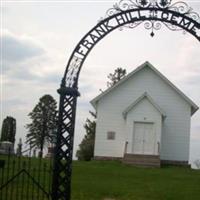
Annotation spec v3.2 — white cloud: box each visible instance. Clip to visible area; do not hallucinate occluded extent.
[1,30,45,64]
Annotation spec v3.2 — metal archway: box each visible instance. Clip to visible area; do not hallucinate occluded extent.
[52,0,200,199]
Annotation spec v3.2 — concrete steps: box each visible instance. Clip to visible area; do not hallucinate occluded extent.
[123,154,160,167]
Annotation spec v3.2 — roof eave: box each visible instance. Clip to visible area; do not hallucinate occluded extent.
[90,99,97,110]
[122,92,167,119]
[90,61,199,112]
[90,61,150,106]
[191,106,199,116]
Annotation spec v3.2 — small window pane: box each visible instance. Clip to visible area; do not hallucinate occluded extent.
[107,131,115,140]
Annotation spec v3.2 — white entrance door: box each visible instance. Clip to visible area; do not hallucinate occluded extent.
[133,122,155,155]
[133,123,144,154]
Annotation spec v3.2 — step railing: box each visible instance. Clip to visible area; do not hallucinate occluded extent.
[157,142,160,155]
[124,141,128,155]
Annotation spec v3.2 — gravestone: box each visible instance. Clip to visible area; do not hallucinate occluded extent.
[46,145,55,158]
[0,141,14,155]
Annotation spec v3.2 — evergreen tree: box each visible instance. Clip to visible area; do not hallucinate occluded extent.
[26,94,57,158]
[76,111,96,161]
[107,67,127,88]
[0,116,16,144]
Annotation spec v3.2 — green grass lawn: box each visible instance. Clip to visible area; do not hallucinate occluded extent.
[71,161,200,200]
[1,157,200,200]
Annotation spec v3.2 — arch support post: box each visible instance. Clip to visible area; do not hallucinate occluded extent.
[52,81,80,200]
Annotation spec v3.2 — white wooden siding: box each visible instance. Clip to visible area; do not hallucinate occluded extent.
[94,67,192,161]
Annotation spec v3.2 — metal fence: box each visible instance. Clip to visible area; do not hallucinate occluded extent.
[0,151,53,200]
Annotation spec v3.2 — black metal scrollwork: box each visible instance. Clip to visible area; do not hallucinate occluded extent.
[104,0,200,37]
[63,0,200,89]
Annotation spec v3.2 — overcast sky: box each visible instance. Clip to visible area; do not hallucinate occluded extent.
[1,0,200,167]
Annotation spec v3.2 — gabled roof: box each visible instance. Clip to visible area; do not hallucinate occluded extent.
[122,92,166,119]
[90,61,199,115]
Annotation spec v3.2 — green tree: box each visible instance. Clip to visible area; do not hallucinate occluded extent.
[0,116,16,144]
[26,94,57,158]
[76,67,127,161]
[76,111,96,161]
[107,67,127,88]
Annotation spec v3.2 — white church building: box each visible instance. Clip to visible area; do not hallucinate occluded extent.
[91,62,198,167]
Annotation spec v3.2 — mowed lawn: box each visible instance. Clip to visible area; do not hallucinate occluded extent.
[1,157,200,200]
[71,161,200,200]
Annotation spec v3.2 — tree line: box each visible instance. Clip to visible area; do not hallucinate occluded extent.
[0,94,58,157]
[0,67,127,159]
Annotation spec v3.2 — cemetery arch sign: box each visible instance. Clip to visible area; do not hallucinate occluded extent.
[52,1,200,199]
